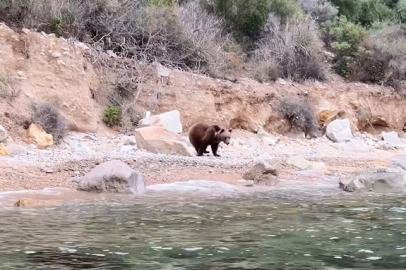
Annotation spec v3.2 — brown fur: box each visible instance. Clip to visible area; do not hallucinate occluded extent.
[188,122,232,157]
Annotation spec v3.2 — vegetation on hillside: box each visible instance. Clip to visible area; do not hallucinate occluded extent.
[0,0,406,130]
[1,0,405,88]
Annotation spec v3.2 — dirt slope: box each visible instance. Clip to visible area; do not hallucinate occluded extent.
[0,22,405,142]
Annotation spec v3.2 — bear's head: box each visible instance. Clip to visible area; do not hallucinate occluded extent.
[217,128,232,145]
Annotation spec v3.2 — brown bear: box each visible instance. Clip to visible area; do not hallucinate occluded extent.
[188,122,232,157]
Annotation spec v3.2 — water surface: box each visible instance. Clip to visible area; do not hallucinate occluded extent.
[1,186,406,270]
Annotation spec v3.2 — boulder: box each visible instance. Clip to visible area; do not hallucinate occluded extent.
[326,118,353,142]
[0,124,8,142]
[23,124,53,149]
[6,144,27,156]
[134,126,194,156]
[243,162,279,186]
[286,156,312,170]
[340,138,371,152]
[139,110,182,134]
[381,131,403,148]
[71,160,146,194]
[257,127,279,146]
[0,143,9,156]
[339,167,406,193]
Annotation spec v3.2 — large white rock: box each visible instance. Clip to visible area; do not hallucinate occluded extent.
[0,124,8,142]
[70,160,146,194]
[381,131,403,148]
[139,110,182,134]
[326,118,353,142]
[134,126,194,156]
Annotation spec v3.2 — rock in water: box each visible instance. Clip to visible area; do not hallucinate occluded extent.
[71,160,146,194]
[339,167,406,193]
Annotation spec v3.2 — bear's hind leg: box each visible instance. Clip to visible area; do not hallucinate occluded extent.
[197,144,209,156]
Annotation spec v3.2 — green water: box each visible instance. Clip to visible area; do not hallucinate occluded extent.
[1,189,406,270]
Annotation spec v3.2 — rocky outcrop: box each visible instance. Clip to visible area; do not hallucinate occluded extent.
[339,167,406,193]
[70,160,146,194]
[134,126,194,156]
[242,162,279,186]
[139,110,183,133]
[326,118,353,143]
[23,124,53,149]
[0,143,9,156]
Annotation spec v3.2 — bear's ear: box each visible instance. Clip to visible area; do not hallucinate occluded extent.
[228,128,233,133]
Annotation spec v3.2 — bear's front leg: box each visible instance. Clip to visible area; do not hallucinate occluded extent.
[211,143,220,157]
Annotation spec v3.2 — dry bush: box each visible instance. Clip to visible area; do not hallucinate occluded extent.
[350,24,406,91]
[276,96,320,138]
[0,75,21,101]
[1,0,231,77]
[31,102,67,144]
[355,106,373,130]
[248,15,327,82]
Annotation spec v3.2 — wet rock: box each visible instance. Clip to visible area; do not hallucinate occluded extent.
[339,167,406,193]
[0,124,8,142]
[23,124,53,149]
[70,160,146,194]
[14,199,61,207]
[243,162,279,186]
[0,143,9,156]
[134,126,194,157]
[139,110,182,134]
[326,118,353,143]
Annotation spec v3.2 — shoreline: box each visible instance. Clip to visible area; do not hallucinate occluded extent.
[0,130,401,194]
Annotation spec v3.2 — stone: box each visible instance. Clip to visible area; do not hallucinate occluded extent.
[381,131,403,148]
[311,162,326,171]
[326,118,353,143]
[341,138,371,152]
[0,143,9,156]
[286,156,312,170]
[243,162,279,186]
[23,124,53,149]
[0,124,8,142]
[376,141,395,151]
[134,126,194,156]
[71,160,146,194]
[6,144,27,156]
[257,127,278,146]
[51,51,61,58]
[339,167,406,193]
[139,110,182,134]
[317,109,344,128]
[14,199,61,207]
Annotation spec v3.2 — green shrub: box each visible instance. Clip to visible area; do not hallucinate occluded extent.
[397,0,406,22]
[297,0,339,23]
[330,0,398,27]
[350,24,406,87]
[322,16,367,78]
[202,0,302,42]
[103,106,121,127]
